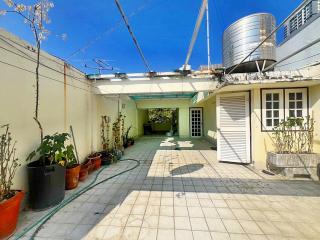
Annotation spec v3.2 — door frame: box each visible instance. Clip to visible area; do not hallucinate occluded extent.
[189,107,204,138]
[216,91,252,164]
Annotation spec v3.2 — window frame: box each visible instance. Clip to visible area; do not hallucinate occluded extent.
[304,1,313,22]
[284,88,308,120]
[289,16,298,33]
[261,89,284,131]
[260,87,309,132]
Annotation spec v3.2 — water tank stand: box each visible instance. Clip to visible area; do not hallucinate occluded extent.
[255,60,267,73]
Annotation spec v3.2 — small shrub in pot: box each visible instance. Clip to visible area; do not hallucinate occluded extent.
[267,116,320,179]
[0,125,24,239]
[65,145,80,190]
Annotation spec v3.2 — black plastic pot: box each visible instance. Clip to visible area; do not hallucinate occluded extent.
[101,156,112,165]
[99,151,112,166]
[27,160,66,210]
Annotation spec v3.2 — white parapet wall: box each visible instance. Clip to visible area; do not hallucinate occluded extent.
[0,29,139,191]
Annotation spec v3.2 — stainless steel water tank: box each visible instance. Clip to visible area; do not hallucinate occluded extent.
[223,13,276,73]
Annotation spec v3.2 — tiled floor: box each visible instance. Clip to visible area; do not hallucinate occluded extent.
[14,137,320,240]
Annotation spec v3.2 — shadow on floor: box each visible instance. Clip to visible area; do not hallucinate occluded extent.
[15,137,320,240]
[170,164,204,176]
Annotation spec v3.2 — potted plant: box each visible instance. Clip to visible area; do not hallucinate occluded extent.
[267,116,320,179]
[100,115,113,165]
[101,116,110,151]
[26,133,70,210]
[64,145,80,190]
[0,125,24,239]
[112,148,123,162]
[79,160,91,181]
[87,152,102,171]
[128,137,135,146]
[99,150,113,166]
[112,113,125,155]
[122,126,132,148]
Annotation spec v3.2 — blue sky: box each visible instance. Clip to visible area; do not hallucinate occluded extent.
[0,0,302,73]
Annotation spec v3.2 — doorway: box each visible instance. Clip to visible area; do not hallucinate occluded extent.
[190,108,203,137]
[142,108,179,136]
[217,92,251,164]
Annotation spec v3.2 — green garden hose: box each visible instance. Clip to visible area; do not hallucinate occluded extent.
[14,158,140,240]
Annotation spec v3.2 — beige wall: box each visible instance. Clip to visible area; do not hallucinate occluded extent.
[0,29,98,190]
[251,85,320,169]
[96,97,136,150]
[197,97,217,144]
[250,89,274,169]
[309,84,320,153]
[0,29,140,191]
[95,96,140,151]
[135,99,191,137]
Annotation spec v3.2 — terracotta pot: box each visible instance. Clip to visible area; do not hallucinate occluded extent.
[79,164,89,182]
[88,153,102,171]
[65,164,81,190]
[0,191,24,239]
[80,160,92,181]
[82,159,94,174]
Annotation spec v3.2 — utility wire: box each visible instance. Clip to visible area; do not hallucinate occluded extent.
[205,0,211,68]
[114,0,152,72]
[0,59,93,93]
[67,0,151,61]
[227,0,309,75]
[0,0,157,73]
[0,44,87,83]
[0,35,82,78]
[277,52,320,68]
[0,37,97,89]
[263,37,320,72]
[184,0,207,70]
[0,33,72,70]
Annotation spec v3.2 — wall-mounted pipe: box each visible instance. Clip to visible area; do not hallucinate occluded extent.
[64,63,67,131]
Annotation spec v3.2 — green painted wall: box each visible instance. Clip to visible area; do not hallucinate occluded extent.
[137,109,148,137]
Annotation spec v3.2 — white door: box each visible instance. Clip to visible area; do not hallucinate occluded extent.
[217,92,251,164]
[190,108,203,137]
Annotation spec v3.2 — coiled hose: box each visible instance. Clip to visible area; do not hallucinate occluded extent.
[14,158,140,240]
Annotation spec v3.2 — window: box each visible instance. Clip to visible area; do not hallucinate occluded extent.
[285,1,314,39]
[285,88,308,119]
[297,11,303,27]
[304,2,313,21]
[284,25,288,39]
[262,90,284,131]
[262,88,309,131]
[289,16,297,33]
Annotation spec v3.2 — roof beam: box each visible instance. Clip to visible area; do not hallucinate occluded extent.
[93,76,218,95]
